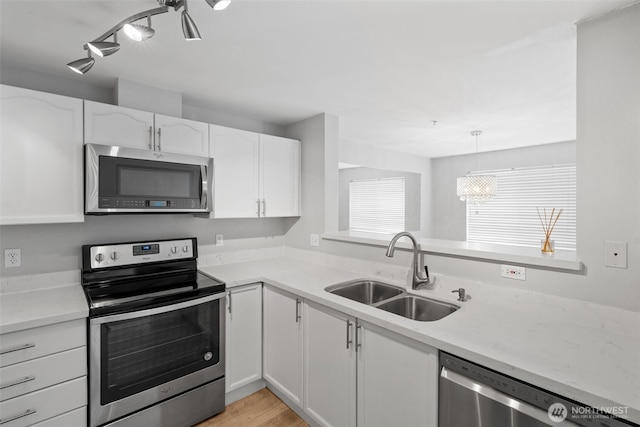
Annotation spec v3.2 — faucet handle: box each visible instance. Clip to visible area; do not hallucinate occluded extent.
[423,265,429,280]
[452,288,466,302]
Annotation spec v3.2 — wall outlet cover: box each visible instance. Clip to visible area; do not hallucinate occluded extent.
[501,264,525,281]
[310,234,320,247]
[215,234,224,247]
[4,248,21,268]
[605,241,628,269]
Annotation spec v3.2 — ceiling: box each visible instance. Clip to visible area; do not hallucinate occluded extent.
[0,0,636,158]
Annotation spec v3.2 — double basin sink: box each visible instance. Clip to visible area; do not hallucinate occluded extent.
[325,279,459,322]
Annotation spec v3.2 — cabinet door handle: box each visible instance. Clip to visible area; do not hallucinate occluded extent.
[261,199,266,217]
[0,343,35,355]
[295,298,302,323]
[256,199,261,217]
[0,375,35,390]
[0,408,37,424]
[346,320,353,349]
[148,125,153,150]
[157,127,162,151]
[356,324,362,351]
[227,291,232,314]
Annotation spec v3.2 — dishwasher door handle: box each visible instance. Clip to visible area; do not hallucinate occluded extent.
[440,367,578,426]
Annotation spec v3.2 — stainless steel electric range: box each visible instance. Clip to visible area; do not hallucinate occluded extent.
[81,237,225,427]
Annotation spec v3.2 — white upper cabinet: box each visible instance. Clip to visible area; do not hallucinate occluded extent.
[154,114,209,157]
[210,125,260,218]
[260,134,301,218]
[210,124,300,218]
[84,100,154,150]
[0,85,84,225]
[84,101,209,157]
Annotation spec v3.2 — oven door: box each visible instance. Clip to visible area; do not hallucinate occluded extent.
[89,293,225,427]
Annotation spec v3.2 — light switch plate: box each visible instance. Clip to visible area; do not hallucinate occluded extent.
[605,241,627,268]
[310,234,320,247]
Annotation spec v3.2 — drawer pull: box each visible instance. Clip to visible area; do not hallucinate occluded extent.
[0,343,35,355]
[0,408,36,424]
[0,376,35,389]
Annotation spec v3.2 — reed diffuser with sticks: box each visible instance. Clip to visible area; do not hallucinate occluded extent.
[537,207,563,253]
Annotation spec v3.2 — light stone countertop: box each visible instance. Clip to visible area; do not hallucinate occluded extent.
[199,253,640,424]
[0,271,88,335]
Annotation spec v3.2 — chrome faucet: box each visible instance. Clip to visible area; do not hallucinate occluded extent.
[385,232,430,290]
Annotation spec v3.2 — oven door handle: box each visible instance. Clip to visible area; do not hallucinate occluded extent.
[90,292,225,325]
[440,367,578,426]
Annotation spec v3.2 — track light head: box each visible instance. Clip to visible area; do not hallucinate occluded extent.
[181,1,201,41]
[67,52,95,74]
[124,16,155,41]
[87,33,120,57]
[205,0,231,11]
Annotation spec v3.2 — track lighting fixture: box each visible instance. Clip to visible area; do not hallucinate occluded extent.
[67,0,231,74]
[67,50,95,74]
[181,0,201,41]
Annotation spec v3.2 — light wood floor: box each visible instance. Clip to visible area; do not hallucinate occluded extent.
[196,388,308,427]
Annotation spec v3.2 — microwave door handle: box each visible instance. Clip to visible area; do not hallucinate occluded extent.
[200,165,207,209]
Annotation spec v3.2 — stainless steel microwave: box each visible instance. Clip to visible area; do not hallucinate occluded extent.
[85,143,213,214]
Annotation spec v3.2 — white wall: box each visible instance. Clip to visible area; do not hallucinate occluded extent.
[316,4,639,311]
[431,141,576,240]
[340,140,432,232]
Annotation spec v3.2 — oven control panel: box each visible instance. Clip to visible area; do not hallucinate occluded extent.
[87,238,196,269]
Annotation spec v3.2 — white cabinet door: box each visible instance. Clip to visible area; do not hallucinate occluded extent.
[210,124,260,218]
[303,301,356,427]
[0,85,84,225]
[263,285,303,407]
[260,134,300,218]
[225,283,262,393]
[154,114,209,156]
[357,321,438,427]
[84,100,154,150]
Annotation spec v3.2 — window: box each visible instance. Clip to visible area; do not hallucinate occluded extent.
[466,164,576,251]
[349,177,405,234]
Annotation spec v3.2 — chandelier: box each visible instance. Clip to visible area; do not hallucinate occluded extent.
[456,130,497,204]
[67,0,230,74]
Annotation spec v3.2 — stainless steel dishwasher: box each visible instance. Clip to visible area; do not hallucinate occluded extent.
[439,352,636,427]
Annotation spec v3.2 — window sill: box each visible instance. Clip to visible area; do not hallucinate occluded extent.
[321,231,583,272]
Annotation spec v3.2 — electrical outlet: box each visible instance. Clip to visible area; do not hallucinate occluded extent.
[310,234,320,247]
[605,241,627,268]
[4,248,21,268]
[501,264,525,281]
[215,234,224,247]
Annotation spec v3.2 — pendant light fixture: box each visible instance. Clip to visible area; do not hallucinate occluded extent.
[456,130,497,204]
[181,0,201,41]
[67,0,231,74]
[67,50,95,74]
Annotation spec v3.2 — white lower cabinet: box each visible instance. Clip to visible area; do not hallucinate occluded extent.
[262,285,304,407]
[357,320,438,427]
[303,301,357,427]
[263,287,438,427]
[0,319,87,426]
[225,283,263,393]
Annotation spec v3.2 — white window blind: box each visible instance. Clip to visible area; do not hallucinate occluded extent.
[467,164,576,251]
[350,177,405,234]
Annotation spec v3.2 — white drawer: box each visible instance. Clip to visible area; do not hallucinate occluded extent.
[0,319,85,367]
[0,347,86,401]
[0,377,86,427]
[31,407,86,427]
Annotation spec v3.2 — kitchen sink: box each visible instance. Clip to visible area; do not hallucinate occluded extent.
[326,279,459,322]
[325,280,404,305]
[376,295,458,322]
